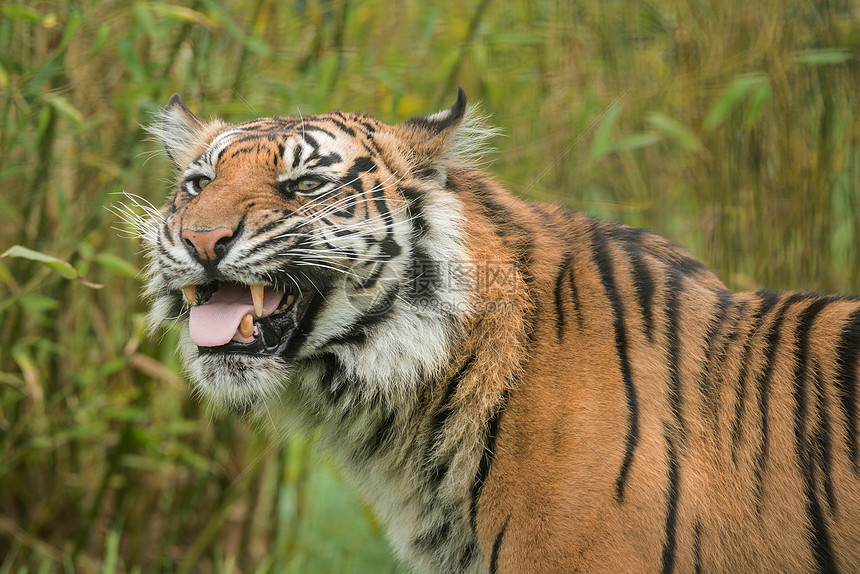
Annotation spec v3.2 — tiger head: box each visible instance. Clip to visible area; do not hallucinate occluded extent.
[140,90,490,418]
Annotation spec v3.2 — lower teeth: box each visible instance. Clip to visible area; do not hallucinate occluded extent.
[239,313,254,338]
[278,294,297,312]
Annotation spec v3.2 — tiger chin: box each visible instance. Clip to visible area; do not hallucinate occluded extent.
[136,89,860,573]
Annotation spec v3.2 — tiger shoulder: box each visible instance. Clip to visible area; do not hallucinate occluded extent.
[139,87,860,573]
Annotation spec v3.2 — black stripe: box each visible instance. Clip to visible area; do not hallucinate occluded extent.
[608,225,710,278]
[282,290,330,359]
[318,352,343,402]
[835,308,860,473]
[300,124,337,139]
[405,245,436,301]
[625,244,657,342]
[301,132,319,149]
[355,118,380,134]
[254,217,300,237]
[470,394,507,531]
[471,190,517,228]
[668,252,711,279]
[429,354,477,442]
[162,290,184,319]
[753,293,808,507]
[660,428,680,574]
[360,260,387,290]
[792,297,839,573]
[161,220,181,246]
[554,253,573,343]
[568,262,584,330]
[414,167,440,180]
[412,521,450,552]
[489,515,510,574]
[363,284,400,324]
[332,225,361,238]
[804,482,839,574]
[664,271,686,438]
[426,354,478,486]
[326,377,350,410]
[156,242,184,267]
[215,141,233,165]
[699,290,736,429]
[364,407,396,458]
[329,285,401,348]
[229,146,265,159]
[326,115,357,136]
[308,151,343,169]
[458,542,475,569]
[236,117,300,132]
[348,155,376,178]
[811,364,837,513]
[291,143,304,169]
[401,186,429,239]
[693,520,703,574]
[793,299,830,386]
[592,231,640,501]
[360,139,390,169]
[320,178,363,218]
[517,238,537,349]
[370,187,402,261]
[243,237,310,263]
[731,291,781,466]
[794,299,835,509]
[160,221,177,247]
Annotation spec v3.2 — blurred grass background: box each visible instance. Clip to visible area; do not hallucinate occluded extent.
[1,0,859,572]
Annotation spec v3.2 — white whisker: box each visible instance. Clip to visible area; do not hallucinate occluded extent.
[294,260,363,280]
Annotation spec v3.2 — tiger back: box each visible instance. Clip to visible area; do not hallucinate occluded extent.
[140,89,860,573]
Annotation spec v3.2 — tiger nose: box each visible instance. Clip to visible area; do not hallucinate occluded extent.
[181,227,235,263]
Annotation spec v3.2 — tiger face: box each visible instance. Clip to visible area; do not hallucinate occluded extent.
[143,92,474,416]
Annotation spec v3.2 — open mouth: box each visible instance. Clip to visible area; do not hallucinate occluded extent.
[182,281,314,356]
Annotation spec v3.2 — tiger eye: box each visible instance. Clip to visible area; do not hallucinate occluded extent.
[296,177,322,192]
[196,177,211,190]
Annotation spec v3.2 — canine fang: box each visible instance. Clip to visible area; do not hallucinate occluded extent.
[250,284,264,317]
[182,285,196,305]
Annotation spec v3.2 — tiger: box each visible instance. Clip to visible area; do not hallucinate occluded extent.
[137,88,860,573]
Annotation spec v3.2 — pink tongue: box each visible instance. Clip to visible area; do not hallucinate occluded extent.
[189,284,283,347]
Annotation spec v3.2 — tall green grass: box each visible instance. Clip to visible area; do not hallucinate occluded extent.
[1,0,858,571]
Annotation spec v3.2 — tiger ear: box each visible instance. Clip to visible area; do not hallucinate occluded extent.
[403,87,468,137]
[393,87,469,181]
[148,94,223,170]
